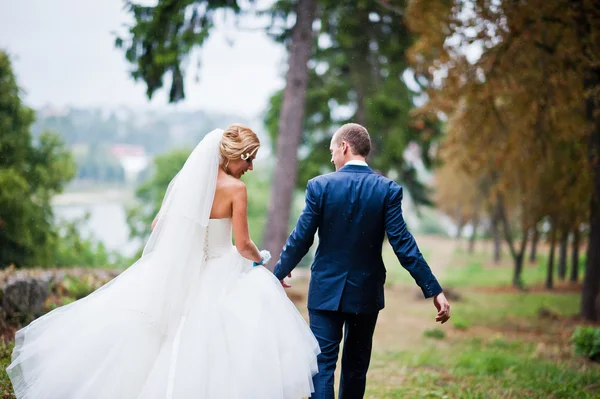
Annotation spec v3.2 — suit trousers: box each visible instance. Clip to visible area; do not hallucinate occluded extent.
[308,309,379,399]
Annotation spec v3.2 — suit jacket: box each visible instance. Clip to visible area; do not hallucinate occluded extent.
[273,164,443,313]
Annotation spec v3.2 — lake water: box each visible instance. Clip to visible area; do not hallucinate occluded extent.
[53,189,141,257]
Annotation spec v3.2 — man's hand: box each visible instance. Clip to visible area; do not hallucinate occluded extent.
[433,292,450,324]
[280,273,292,289]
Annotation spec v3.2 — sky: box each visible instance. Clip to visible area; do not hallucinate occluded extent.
[0,0,286,118]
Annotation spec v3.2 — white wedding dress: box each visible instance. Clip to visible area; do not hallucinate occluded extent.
[6,129,320,398]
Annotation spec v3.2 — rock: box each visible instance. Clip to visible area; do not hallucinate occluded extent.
[1,277,50,316]
[538,306,561,320]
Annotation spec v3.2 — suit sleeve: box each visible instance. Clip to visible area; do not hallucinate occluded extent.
[273,179,321,280]
[385,183,443,298]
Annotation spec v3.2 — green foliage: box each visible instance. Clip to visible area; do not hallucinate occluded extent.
[0,51,76,267]
[62,276,96,300]
[422,328,445,340]
[76,145,125,182]
[264,1,440,205]
[452,318,470,330]
[127,147,192,251]
[571,326,600,362]
[45,296,76,312]
[117,1,245,102]
[117,0,441,203]
[0,338,15,397]
[54,214,123,268]
[241,167,272,247]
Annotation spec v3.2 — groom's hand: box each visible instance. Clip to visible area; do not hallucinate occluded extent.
[280,273,292,289]
[433,292,450,324]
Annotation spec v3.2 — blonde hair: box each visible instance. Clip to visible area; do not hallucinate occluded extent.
[220,123,260,166]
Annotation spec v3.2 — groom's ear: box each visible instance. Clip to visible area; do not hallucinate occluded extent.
[341,141,348,154]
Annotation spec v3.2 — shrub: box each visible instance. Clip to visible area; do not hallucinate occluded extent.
[571,326,600,362]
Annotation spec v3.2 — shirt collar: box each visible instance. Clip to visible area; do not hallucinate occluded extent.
[344,160,368,167]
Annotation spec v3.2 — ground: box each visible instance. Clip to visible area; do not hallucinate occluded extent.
[1,236,599,398]
[285,235,600,398]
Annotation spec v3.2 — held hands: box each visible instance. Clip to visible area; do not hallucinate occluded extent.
[433,292,451,324]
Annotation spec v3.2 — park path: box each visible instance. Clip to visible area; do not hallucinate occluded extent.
[286,235,458,352]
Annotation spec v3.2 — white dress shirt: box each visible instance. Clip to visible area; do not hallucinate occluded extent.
[345,160,369,167]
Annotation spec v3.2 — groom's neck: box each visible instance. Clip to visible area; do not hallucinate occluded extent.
[344,155,367,164]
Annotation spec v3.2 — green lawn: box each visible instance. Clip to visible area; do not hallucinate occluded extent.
[370,238,599,398]
[367,336,600,398]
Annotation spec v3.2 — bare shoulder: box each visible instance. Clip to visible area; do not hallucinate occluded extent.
[219,176,246,199]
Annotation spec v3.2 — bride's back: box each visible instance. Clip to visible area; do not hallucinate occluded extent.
[210,170,244,219]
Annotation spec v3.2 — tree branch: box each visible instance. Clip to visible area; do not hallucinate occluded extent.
[374,0,404,17]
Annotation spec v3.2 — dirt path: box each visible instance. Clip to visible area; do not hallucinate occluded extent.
[286,234,458,353]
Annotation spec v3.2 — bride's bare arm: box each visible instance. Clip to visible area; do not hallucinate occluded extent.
[231,183,262,262]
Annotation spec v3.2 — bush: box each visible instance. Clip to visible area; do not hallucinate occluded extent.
[452,318,470,330]
[61,276,96,300]
[423,328,446,339]
[571,326,600,362]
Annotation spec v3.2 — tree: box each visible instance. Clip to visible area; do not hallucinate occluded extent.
[265,0,441,200]
[572,0,600,321]
[406,0,593,290]
[263,0,318,267]
[0,51,76,267]
[116,0,247,102]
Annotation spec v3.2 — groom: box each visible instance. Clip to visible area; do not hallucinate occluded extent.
[273,123,450,399]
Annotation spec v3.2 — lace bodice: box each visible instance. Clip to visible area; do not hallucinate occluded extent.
[204,218,233,260]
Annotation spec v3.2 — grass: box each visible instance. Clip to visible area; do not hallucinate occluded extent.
[0,340,14,398]
[367,337,600,398]
[365,289,598,398]
[442,247,552,288]
[369,237,600,398]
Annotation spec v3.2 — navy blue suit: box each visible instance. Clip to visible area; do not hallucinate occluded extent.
[274,164,443,399]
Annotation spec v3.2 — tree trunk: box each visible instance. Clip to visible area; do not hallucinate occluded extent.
[529,226,539,263]
[558,228,569,281]
[573,0,600,322]
[490,204,502,263]
[263,0,317,268]
[497,195,528,288]
[468,217,478,254]
[546,226,557,290]
[455,206,464,240]
[571,227,580,283]
[513,253,525,288]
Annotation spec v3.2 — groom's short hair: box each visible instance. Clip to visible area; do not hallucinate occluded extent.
[335,123,371,157]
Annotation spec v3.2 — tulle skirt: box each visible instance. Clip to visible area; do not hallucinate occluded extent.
[7,248,320,398]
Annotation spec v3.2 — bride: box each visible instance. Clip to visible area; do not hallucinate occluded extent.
[6,124,320,398]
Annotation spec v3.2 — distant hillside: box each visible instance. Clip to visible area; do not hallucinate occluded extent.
[31,106,253,184]
[32,106,251,155]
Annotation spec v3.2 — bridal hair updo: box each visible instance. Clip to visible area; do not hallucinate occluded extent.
[220,124,260,167]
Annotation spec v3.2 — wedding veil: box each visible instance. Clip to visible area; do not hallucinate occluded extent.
[7,129,226,398]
